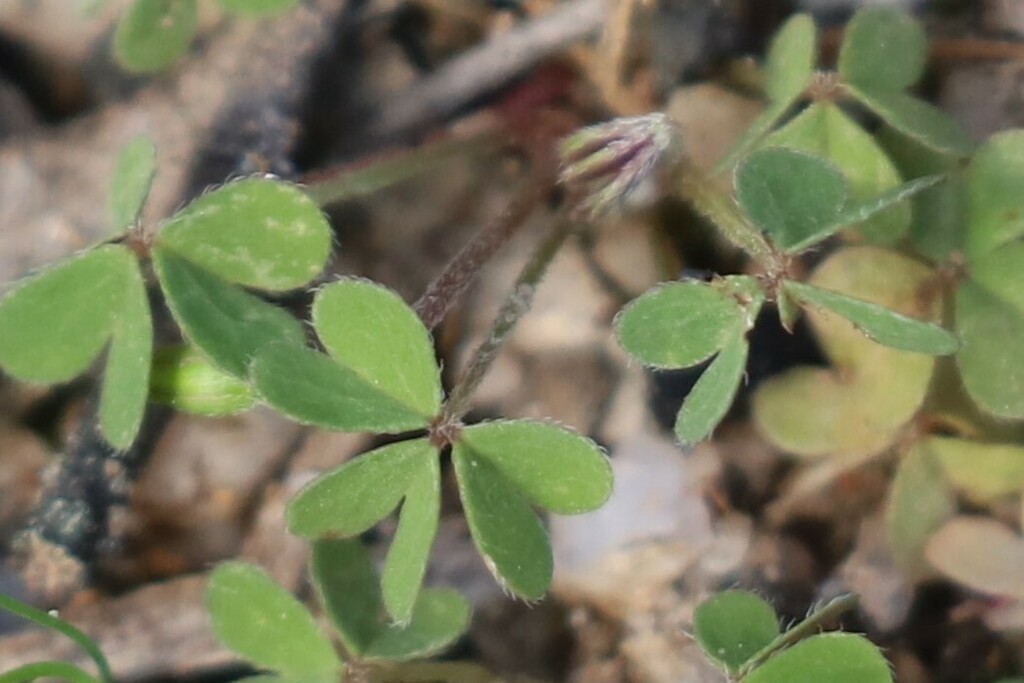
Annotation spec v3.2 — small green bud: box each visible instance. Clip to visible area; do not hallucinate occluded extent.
[150,345,256,416]
[558,113,683,218]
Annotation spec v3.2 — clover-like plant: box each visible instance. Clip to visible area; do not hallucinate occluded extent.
[0,135,332,449]
[692,591,892,683]
[207,540,470,681]
[612,144,955,445]
[250,275,613,621]
[111,0,299,73]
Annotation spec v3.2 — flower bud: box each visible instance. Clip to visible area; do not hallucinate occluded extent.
[558,113,683,218]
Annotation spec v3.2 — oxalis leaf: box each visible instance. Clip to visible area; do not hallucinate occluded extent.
[743,633,893,683]
[312,279,441,419]
[783,280,957,355]
[955,280,1024,418]
[693,590,779,672]
[153,247,306,378]
[109,135,157,233]
[735,147,847,252]
[312,539,469,662]
[764,13,816,104]
[766,103,913,246]
[207,562,341,677]
[838,7,927,91]
[287,438,433,539]
[157,177,332,292]
[0,246,129,383]
[966,130,1024,259]
[616,280,747,369]
[848,87,973,158]
[113,0,198,73]
[452,445,552,600]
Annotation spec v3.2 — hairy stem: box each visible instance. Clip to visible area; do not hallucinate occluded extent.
[443,220,573,423]
[414,164,556,330]
[737,594,860,679]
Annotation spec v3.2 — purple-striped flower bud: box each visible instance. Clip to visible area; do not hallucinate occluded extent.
[558,113,682,218]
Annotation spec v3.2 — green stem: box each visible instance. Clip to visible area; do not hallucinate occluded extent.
[737,594,859,680]
[443,220,574,423]
[680,166,775,264]
[303,132,500,207]
[0,593,113,683]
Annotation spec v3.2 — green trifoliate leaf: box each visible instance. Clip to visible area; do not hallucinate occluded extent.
[452,445,552,600]
[149,346,256,415]
[207,562,341,677]
[886,442,956,577]
[838,7,926,91]
[616,281,746,369]
[693,590,779,672]
[674,333,749,445]
[735,147,847,252]
[362,588,469,662]
[98,258,152,449]
[955,281,1024,418]
[218,0,299,15]
[928,436,1024,503]
[251,344,429,433]
[287,438,431,539]
[383,456,441,625]
[311,539,381,657]
[764,13,816,103]
[113,0,197,73]
[767,103,911,245]
[312,279,441,419]
[966,130,1024,259]
[459,420,612,514]
[158,178,332,291]
[312,539,468,662]
[153,247,305,377]
[784,280,957,355]
[744,633,892,683]
[108,136,157,233]
[0,245,129,383]
[848,87,973,157]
